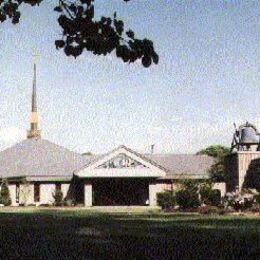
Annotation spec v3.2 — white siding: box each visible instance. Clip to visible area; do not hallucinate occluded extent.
[149,183,164,206]
[84,183,92,206]
[9,184,17,206]
[213,182,226,197]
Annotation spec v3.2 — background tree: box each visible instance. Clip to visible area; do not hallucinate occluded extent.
[197,145,230,182]
[197,145,230,158]
[0,179,12,206]
[0,0,158,67]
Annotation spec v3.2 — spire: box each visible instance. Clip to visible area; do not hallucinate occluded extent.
[32,63,37,112]
[27,63,41,139]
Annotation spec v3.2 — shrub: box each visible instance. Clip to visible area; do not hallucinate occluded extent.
[157,191,175,210]
[176,189,200,209]
[209,190,221,206]
[0,179,12,206]
[175,180,200,209]
[200,183,212,203]
[200,183,221,206]
[52,190,63,206]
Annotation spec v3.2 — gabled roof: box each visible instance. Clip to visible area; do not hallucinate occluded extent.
[76,145,167,178]
[0,138,89,180]
[78,145,168,172]
[76,146,214,179]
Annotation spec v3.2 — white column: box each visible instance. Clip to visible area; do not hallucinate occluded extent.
[84,182,92,207]
[149,183,157,206]
[19,184,34,205]
[9,184,17,206]
[40,184,55,204]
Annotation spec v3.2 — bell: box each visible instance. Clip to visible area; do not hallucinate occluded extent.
[241,126,259,144]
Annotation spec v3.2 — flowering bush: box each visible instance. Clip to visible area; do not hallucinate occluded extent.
[224,191,255,211]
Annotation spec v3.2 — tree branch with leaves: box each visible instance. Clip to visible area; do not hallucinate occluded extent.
[0,0,158,67]
[197,145,230,182]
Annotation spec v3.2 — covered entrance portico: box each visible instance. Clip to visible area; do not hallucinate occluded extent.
[75,146,167,207]
[92,178,150,206]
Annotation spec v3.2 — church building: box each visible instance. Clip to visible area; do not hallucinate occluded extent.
[0,65,257,207]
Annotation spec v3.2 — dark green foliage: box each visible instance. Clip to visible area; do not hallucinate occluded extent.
[197,145,230,182]
[209,161,227,182]
[243,158,260,191]
[0,179,12,206]
[176,190,200,209]
[176,180,200,209]
[157,191,175,210]
[0,0,158,67]
[200,183,221,206]
[197,145,230,158]
[52,189,63,206]
[208,190,221,206]
[255,193,260,205]
[244,171,260,191]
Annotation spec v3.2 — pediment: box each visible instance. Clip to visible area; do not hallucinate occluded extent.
[96,153,148,169]
[76,145,167,178]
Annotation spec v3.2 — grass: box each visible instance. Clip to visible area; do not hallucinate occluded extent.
[0,207,259,259]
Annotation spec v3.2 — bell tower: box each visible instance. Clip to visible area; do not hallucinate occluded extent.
[27,63,41,139]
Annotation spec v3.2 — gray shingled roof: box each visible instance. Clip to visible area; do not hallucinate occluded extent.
[81,149,214,179]
[0,138,89,180]
[145,154,215,179]
[0,140,215,181]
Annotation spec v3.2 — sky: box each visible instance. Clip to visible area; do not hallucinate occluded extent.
[0,0,259,154]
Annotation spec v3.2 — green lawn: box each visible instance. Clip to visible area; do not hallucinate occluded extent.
[0,207,259,259]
